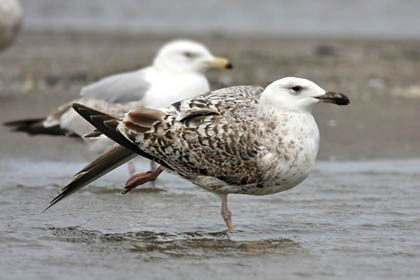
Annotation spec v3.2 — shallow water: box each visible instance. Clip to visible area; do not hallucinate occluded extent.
[1,158,419,279]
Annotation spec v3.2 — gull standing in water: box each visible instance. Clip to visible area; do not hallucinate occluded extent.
[45,77,349,230]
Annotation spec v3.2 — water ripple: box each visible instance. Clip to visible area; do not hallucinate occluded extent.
[48,226,301,258]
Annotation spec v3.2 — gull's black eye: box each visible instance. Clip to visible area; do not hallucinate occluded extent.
[290,85,303,93]
[183,51,197,58]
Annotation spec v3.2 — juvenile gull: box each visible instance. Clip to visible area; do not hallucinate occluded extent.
[45,77,349,230]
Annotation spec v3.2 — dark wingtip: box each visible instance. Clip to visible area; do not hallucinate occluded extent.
[3,120,16,127]
[3,118,44,127]
[72,103,117,123]
[72,103,89,114]
[3,118,70,136]
[72,103,99,116]
[43,200,58,213]
[43,192,66,212]
[43,204,52,213]
[72,103,84,110]
[225,62,233,70]
[84,129,102,138]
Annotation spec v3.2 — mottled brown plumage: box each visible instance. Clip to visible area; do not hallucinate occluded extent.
[47,78,349,230]
[117,86,266,191]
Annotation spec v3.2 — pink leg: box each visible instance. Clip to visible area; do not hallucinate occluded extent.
[122,166,164,194]
[219,194,234,230]
[127,161,136,176]
[150,161,157,187]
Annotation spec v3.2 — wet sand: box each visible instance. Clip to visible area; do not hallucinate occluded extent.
[0,32,420,279]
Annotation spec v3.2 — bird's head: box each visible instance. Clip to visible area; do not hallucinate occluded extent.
[260,77,350,113]
[153,40,233,74]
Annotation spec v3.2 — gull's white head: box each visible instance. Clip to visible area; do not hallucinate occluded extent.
[153,40,232,74]
[260,77,349,113]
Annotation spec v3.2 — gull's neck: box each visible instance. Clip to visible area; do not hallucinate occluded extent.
[142,69,209,109]
[153,55,206,75]
[153,64,206,80]
[258,100,313,117]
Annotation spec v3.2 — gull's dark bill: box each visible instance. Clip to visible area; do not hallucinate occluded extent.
[315,91,350,105]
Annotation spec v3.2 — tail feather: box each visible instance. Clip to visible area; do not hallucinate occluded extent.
[72,103,171,170]
[44,145,136,211]
[4,118,45,127]
[73,103,140,153]
[83,129,102,138]
[44,103,173,211]
[4,118,71,136]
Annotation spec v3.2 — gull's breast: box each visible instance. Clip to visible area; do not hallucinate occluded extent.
[257,112,320,195]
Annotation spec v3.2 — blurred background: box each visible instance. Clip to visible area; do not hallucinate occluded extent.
[20,0,420,38]
[1,1,420,280]
[1,0,419,160]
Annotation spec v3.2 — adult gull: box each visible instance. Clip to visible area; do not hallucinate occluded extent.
[5,39,232,142]
[5,39,233,174]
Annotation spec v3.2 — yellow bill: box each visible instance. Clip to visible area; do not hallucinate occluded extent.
[205,57,233,69]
